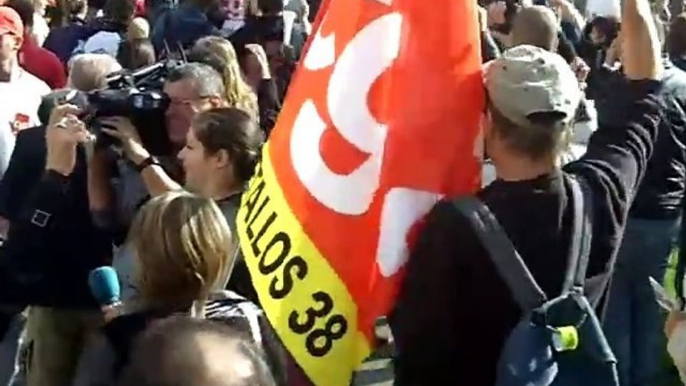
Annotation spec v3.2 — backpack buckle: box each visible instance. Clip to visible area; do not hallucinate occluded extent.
[551,326,579,352]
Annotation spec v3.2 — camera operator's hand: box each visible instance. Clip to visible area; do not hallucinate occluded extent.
[99,117,151,165]
[46,104,92,176]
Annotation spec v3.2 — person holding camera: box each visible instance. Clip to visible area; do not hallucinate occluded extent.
[96,106,263,305]
[86,63,226,234]
[0,97,112,386]
[87,63,261,301]
[0,52,122,386]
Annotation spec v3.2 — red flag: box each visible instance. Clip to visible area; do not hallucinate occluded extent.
[237,1,483,385]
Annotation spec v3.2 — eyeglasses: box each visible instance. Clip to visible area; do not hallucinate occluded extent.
[167,95,212,108]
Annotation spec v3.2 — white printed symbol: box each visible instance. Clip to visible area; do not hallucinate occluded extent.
[292,12,402,215]
[291,6,440,277]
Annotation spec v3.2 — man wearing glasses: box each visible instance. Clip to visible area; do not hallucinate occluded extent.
[86,62,228,301]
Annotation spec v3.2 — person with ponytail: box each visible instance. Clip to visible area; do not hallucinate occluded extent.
[101,107,264,304]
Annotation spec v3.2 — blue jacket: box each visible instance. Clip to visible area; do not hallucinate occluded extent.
[43,18,93,65]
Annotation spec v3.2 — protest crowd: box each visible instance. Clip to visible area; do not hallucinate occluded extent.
[1,0,686,384]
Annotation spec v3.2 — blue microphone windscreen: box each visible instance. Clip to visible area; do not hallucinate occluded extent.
[89,266,121,306]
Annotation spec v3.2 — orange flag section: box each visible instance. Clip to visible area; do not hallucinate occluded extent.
[236,0,483,385]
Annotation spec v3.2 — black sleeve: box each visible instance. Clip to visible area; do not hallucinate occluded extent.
[0,170,75,303]
[4,171,74,251]
[557,30,578,64]
[258,79,282,136]
[390,201,467,386]
[592,66,626,109]
[565,79,662,278]
[0,128,46,221]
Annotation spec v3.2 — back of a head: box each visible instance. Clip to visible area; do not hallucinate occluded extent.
[256,0,283,15]
[5,0,34,29]
[117,38,155,70]
[190,36,236,75]
[190,37,258,114]
[194,36,239,63]
[103,0,135,25]
[167,62,227,101]
[511,5,558,51]
[192,107,264,184]
[668,13,686,58]
[68,53,122,91]
[127,16,149,40]
[485,45,581,161]
[67,0,87,17]
[188,44,228,75]
[117,316,277,386]
[589,16,620,43]
[128,191,234,309]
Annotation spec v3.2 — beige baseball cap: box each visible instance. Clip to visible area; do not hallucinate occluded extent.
[484,45,582,129]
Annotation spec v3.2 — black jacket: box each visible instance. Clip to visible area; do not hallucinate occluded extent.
[672,55,686,73]
[73,293,288,386]
[595,61,686,219]
[391,79,662,385]
[0,126,111,308]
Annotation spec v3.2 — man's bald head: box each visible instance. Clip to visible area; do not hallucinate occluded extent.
[511,5,559,51]
[117,317,276,386]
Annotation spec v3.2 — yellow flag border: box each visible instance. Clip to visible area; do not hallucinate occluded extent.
[236,143,372,386]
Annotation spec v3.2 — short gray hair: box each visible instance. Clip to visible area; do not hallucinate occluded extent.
[166,63,226,100]
[68,53,123,92]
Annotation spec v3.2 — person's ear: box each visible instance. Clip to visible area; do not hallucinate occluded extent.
[213,148,231,169]
[12,35,22,50]
[483,114,493,139]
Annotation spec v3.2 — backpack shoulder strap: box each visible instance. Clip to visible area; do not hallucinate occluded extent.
[452,197,547,311]
[562,175,594,293]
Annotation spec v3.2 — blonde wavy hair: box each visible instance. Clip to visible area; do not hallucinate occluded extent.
[129,191,235,310]
[192,36,259,121]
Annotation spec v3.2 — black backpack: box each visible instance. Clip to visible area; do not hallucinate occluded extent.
[452,176,619,386]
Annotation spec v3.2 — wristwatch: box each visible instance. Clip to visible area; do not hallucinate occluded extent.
[134,156,161,173]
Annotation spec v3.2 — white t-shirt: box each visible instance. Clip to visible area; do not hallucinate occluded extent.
[0,68,50,181]
[32,13,50,47]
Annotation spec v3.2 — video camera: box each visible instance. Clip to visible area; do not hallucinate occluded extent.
[84,60,183,157]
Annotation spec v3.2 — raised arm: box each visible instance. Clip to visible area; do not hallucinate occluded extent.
[565,0,663,277]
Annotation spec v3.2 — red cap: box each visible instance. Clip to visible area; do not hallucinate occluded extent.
[0,7,23,37]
